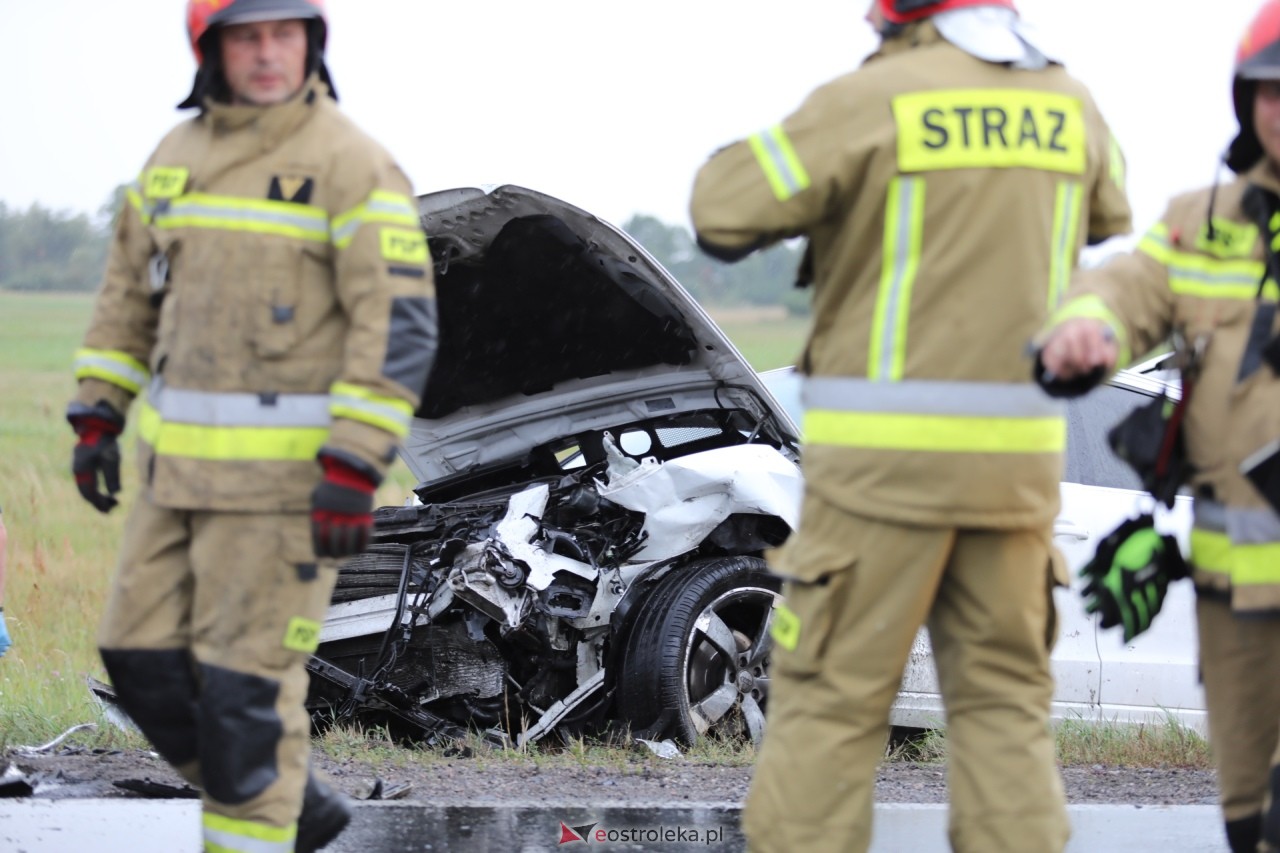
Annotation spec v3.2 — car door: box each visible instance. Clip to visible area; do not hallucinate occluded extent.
[1060,379,1205,732]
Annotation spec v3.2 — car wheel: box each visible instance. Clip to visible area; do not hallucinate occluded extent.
[617,555,781,746]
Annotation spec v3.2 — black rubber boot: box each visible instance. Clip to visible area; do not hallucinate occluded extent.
[1266,765,1280,850]
[1226,812,1262,853]
[296,773,351,853]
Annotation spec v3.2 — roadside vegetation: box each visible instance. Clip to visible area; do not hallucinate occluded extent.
[0,290,1209,773]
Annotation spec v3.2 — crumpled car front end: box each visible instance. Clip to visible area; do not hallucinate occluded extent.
[305,186,801,748]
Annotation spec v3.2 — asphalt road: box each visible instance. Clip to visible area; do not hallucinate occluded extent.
[0,799,1229,852]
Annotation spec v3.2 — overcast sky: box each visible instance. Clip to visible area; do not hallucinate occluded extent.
[0,1,1265,233]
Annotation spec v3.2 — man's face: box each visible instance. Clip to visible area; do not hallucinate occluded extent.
[218,18,308,106]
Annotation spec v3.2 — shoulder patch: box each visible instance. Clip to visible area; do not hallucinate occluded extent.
[144,167,190,199]
[380,228,429,265]
[1195,218,1259,259]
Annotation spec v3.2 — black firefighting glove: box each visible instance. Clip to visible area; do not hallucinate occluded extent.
[310,452,379,559]
[66,401,125,514]
[1079,514,1190,643]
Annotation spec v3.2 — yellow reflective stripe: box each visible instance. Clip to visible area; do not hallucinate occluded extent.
[770,603,800,651]
[893,88,1086,174]
[1233,542,1280,585]
[126,182,154,225]
[329,381,413,437]
[1136,222,1172,263]
[1190,528,1231,575]
[1048,294,1131,367]
[1048,180,1083,309]
[869,178,925,381]
[138,401,328,461]
[1168,254,1272,300]
[332,190,420,249]
[747,125,812,202]
[1109,136,1125,190]
[803,410,1065,453]
[1140,222,1276,300]
[1191,528,1280,586]
[73,347,151,394]
[203,812,295,853]
[155,194,329,242]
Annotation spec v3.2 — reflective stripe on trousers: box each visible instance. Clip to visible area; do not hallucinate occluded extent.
[1192,498,1280,587]
[203,812,295,853]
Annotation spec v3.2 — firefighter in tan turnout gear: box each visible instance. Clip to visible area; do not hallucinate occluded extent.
[690,1,1131,851]
[65,1,436,850]
[1039,3,1280,851]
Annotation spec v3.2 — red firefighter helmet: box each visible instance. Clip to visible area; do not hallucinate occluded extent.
[1228,0,1280,172]
[186,0,327,64]
[179,0,334,109]
[878,0,1017,26]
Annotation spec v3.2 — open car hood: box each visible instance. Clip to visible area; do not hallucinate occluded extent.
[402,185,795,490]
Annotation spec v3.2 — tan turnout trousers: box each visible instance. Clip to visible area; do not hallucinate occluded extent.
[98,498,339,831]
[744,495,1069,853]
[1198,597,1280,842]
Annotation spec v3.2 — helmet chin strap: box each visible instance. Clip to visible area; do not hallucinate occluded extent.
[306,18,337,101]
[177,45,229,110]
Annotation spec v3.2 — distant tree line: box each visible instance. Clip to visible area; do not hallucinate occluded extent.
[0,198,116,292]
[0,194,807,316]
[621,214,809,316]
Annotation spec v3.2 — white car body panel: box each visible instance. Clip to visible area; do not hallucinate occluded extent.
[760,365,1206,733]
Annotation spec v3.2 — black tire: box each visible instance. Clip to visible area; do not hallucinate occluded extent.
[616,556,781,746]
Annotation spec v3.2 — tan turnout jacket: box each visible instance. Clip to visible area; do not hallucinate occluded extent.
[691,22,1131,529]
[1053,162,1280,613]
[73,76,436,512]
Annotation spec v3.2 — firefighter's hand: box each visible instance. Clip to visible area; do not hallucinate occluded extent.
[1041,318,1118,380]
[67,401,125,514]
[310,453,378,559]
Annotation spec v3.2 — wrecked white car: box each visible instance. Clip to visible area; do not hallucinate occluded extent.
[305,186,802,748]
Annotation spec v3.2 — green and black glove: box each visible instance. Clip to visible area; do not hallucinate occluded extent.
[1080,513,1190,643]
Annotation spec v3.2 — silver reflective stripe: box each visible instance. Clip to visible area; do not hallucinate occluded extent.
[1193,498,1280,543]
[367,197,416,217]
[202,826,293,853]
[330,391,411,430]
[157,200,324,233]
[802,377,1064,417]
[331,218,362,247]
[1170,266,1260,288]
[758,129,806,198]
[870,177,925,381]
[1193,498,1227,532]
[127,180,157,222]
[1049,181,1082,308]
[148,380,330,427]
[1226,505,1280,544]
[75,353,149,389]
